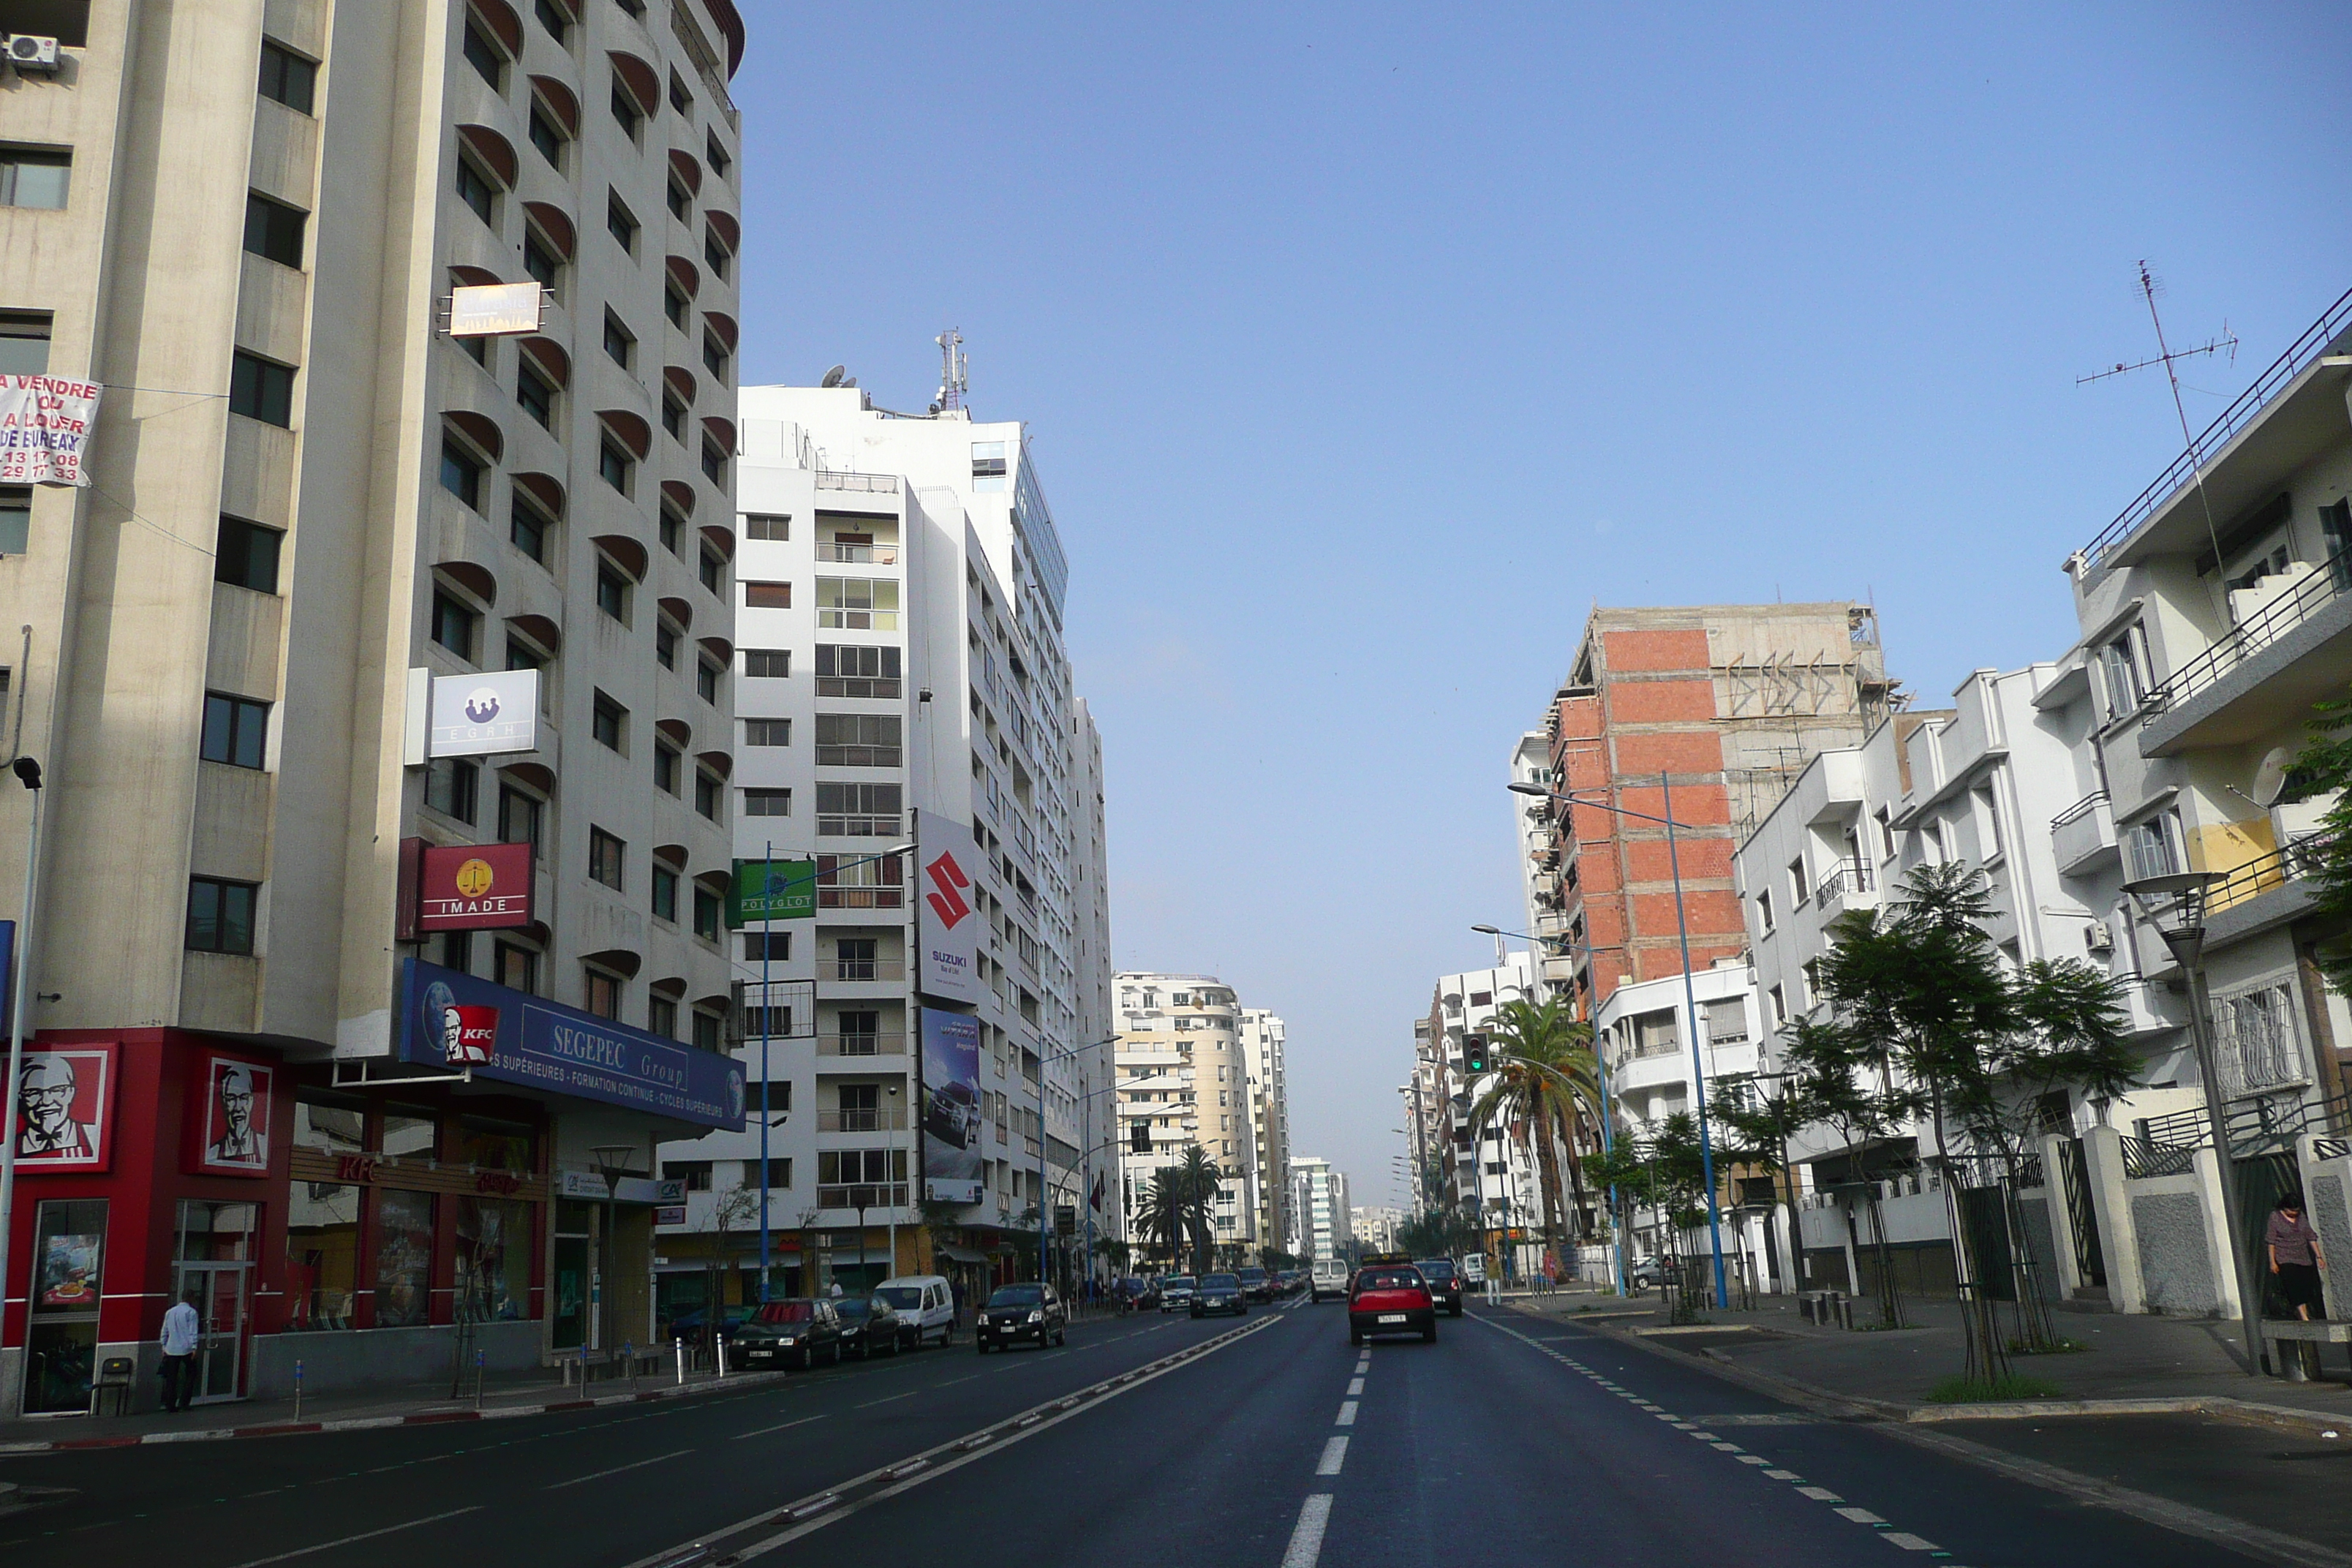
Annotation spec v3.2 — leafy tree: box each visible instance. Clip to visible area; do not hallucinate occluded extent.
[1471,995,1602,1268]
[1588,1112,1735,1322]
[1395,1207,1476,1259]
[2291,694,2352,992]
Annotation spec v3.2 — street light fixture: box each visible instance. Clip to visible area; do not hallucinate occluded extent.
[2124,870,2265,1378]
[1508,777,1730,1311]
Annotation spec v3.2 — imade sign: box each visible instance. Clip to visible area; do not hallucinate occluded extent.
[0,375,101,486]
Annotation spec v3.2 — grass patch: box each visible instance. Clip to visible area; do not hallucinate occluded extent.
[1926,1373,2066,1404]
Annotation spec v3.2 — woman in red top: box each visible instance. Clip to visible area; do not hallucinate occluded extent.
[2266,1193,2329,1321]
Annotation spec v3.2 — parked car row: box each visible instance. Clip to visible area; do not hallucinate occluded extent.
[667,1273,959,1371]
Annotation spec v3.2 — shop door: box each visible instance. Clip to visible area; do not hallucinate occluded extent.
[173,1264,249,1403]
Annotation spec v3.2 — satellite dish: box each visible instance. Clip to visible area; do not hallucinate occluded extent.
[820,365,846,388]
[2252,746,2293,807]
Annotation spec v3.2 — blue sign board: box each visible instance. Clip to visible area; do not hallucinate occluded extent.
[394,959,745,1131]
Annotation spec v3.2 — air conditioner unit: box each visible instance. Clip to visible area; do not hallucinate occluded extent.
[5,34,60,70]
[2084,921,2114,954]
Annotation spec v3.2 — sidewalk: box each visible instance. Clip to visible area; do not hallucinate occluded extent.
[0,1355,791,1455]
[1515,1286,2352,1431]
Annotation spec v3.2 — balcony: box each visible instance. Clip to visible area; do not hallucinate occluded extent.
[816,1107,909,1132]
[2139,554,2352,756]
[1812,860,1878,919]
[2049,792,2119,875]
[822,959,907,983]
[818,1032,906,1058]
[815,470,898,494]
[817,1183,909,1209]
[818,541,899,565]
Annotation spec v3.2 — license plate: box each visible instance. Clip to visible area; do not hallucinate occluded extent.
[1378,1313,1408,1324]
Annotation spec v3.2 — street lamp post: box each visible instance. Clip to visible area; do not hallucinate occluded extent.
[2125,872,2266,1379]
[591,1143,638,1352]
[0,754,45,1399]
[1034,1036,1121,1291]
[1509,778,1730,1309]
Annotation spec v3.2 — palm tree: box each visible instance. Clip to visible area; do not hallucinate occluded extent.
[1140,1170,1187,1270]
[1470,995,1601,1270]
[1172,1144,1222,1273]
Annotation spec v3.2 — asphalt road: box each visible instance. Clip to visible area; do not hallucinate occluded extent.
[0,1299,2329,1567]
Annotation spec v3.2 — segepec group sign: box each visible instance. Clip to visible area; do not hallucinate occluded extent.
[392,958,745,1131]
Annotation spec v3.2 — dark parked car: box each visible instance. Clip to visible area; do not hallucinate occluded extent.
[977,1284,1066,1352]
[1116,1275,1160,1311]
[835,1294,911,1357]
[734,1299,845,1369]
[1191,1272,1248,1318]
[1417,1256,1466,1316]
[1235,1266,1272,1302]
[663,1303,755,1346]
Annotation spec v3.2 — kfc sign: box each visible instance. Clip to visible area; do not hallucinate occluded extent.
[415,842,533,932]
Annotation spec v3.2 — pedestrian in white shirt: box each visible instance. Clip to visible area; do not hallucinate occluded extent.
[159,1292,202,1412]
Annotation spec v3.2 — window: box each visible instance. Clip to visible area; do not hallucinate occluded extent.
[701,331,729,382]
[815,644,898,697]
[595,562,628,619]
[509,495,550,564]
[200,693,269,770]
[651,862,677,921]
[661,393,687,442]
[2123,810,2182,883]
[817,852,903,909]
[668,69,693,116]
[745,513,788,541]
[647,995,676,1039]
[666,178,690,222]
[703,229,731,281]
[0,312,45,377]
[815,714,901,767]
[243,193,306,268]
[654,742,679,794]
[230,352,295,427]
[505,634,545,674]
[602,311,634,369]
[258,41,317,114]
[1756,889,1774,934]
[745,648,789,679]
[528,105,566,168]
[455,156,497,225]
[742,930,789,962]
[516,361,555,429]
[606,192,638,255]
[743,718,790,747]
[745,580,790,610]
[743,788,790,817]
[588,827,625,890]
[1972,784,2002,859]
[693,885,721,940]
[817,578,898,630]
[461,19,505,88]
[215,516,282,593]
[499,785,543,859]
[497,941,540,993]
[1766,984,1785,1029]
[659,506,684,555]
[655,621,679,668]
[817,782,900,836]
[706,132,731,179]
[696,659,720,704]
[440,437,483,509]
[1787,858,1806,905]
[0,149,68,211]
[598,440,633,495]
[700,547,725,595]
[523,231,562,295]
[186,878,258,954]
[700,437,726,486]
[431,592,478,660]
[694,768,721,820]
[425,756,479,823]
[532,0,568,42]
[609,78,643,138]
[591,690,625,753]
[971,440,1009,491]
[663,286,689,332]
[2099,627,2148,721]
[584,968,622,1019]
[1875,806,1897,862]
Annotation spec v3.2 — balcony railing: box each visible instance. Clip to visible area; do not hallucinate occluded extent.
[818,542,900,565]
[822,959,906,982]
[816,1108,909,1132]
[818,814,903,838]
[2078,284,2352,569]
[815,676,901,699]
[817,1032,906,1057]
[2146,554,2352,715]
[818,887,903,910]
[1812,860,1874,909]
[815,470,898,494]
[817,1183,909,1208]
[2202,827,2339,917]
[815,745,903,768]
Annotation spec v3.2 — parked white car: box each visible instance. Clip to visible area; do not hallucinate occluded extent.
[875,1275,956,1346]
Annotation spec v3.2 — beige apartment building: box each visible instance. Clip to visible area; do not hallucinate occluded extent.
[0,0,752,1416]
[1115,971,1263,1263]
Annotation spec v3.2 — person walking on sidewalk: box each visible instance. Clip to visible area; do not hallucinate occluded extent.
[2266,1193,2329,1322]
[159,1292,202,1411]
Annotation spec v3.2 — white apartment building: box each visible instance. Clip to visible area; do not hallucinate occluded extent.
[1422,951,1556,1276]
[653,378,1113,1309]
[1352,1205,1403,1255]
[1115,972,1260,1262]
[1292,1158,1352,1264]
[1238,1007,1292,1256]
[0,0,755,1414]
[1510,729,1575,998]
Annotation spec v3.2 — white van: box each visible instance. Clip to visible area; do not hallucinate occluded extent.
[875,1275,955,1346]
[1308,1257,1349,1303]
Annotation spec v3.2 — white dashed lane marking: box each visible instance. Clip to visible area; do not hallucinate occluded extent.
[1316,1436,1349,1475]
[1477,1315,1962,1564]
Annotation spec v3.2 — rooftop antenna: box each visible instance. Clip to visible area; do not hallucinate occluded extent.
[2079,260,2236,576]
[935,328,967,412]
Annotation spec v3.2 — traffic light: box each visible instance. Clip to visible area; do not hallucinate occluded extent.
[1463,1033,1489,1074]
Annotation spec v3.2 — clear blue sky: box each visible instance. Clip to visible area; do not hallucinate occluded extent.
[733,3,2352,1207]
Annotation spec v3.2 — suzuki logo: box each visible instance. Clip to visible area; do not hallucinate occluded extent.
[925,850,972,927]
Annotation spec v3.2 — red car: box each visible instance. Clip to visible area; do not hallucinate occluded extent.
[1348,1261,1437,1345]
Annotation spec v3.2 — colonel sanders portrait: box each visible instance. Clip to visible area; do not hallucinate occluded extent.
[17,1053,99,1162]
[205,1060,269,1168]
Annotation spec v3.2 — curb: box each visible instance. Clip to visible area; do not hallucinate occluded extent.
[0,1367,795,1456]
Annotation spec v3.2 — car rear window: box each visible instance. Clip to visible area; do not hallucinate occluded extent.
[988,1286,1043,1307]
[1204,1274,1240,1289]
[1420,1261,1457,1278]
[1355,1268,1425,1292]
[755,1302,815,1322]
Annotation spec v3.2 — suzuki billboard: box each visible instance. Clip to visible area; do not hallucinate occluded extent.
[915,813,981,1003]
